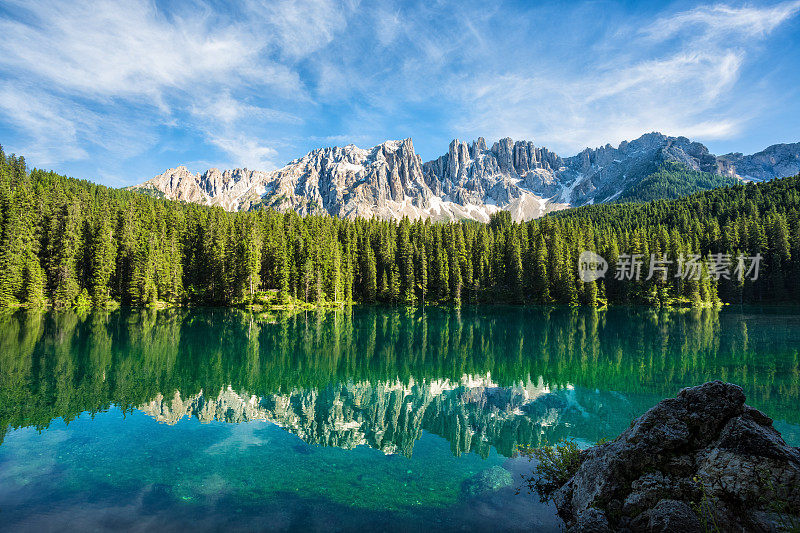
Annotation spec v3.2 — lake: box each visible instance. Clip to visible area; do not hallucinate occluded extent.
[1,306,799,532]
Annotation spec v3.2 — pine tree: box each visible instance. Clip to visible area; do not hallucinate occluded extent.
[505,228,523,301]
[398,219,415,305]
[131,230,157,306]
[50,200,83,307]
[415,234,428,305]
[447,226,462,305]
[207,212,229,303]
[238,216,262,303]
[583,280,598,307]
[531,233,550,303]
[435,229,449,302]
[89,206,116,307]
[0,190,25,306]
[22,252,46,306]
[365,240,377,303]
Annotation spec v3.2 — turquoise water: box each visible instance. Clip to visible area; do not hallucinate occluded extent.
[1,307,799,531]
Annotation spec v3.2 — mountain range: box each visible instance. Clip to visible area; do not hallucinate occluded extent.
[132,132,800,222]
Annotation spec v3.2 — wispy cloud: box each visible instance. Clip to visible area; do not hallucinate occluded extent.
[204,135,281,171]
[247,0,357,59]
[643,0,800,40]
[0,83,88,163]
[451,1,800,152]
[0,82,156,166]
[0,0,798,183]
[187,93,303,170]
[190,93,302,127]
[0,0,344,175]
[0,0,302,100]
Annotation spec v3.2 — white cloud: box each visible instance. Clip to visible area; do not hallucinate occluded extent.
[206,135,280,171]
[0,83,88,163]
[0,82,155,166]
[0,0,305,100]
[0,0,798,180]
[187,92,302,170]
[0,0,348,173]
[247,0,357,59]
[190,92,302,127]
[373,7,403,46]
[450,2,799,153]
[643,0,800,41]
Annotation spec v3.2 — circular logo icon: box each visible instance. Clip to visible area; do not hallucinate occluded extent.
[578,251,608,282]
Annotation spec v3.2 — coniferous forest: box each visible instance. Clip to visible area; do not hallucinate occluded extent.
[1,145,799,309]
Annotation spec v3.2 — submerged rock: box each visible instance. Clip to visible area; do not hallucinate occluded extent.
[461,465,514,498]
[552,381,800,532]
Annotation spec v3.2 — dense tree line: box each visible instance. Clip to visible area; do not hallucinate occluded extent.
[615,162,739,203]
[1,145,798,308]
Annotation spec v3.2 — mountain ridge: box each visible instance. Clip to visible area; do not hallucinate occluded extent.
[132,132,800,221]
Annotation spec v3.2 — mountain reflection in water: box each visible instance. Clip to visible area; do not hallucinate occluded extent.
[2,306,799,453]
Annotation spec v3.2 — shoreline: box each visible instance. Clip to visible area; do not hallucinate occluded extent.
[5,300,800,313]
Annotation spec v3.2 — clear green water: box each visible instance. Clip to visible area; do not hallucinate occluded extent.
[1,306,799,531]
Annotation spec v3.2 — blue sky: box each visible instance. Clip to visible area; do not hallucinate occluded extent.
[0,0,799,186]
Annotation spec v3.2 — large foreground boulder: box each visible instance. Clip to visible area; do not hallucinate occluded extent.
[553,381,800,532]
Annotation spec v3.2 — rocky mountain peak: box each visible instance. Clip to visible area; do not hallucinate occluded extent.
[717,141,800,181]
[133,132,800,222]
